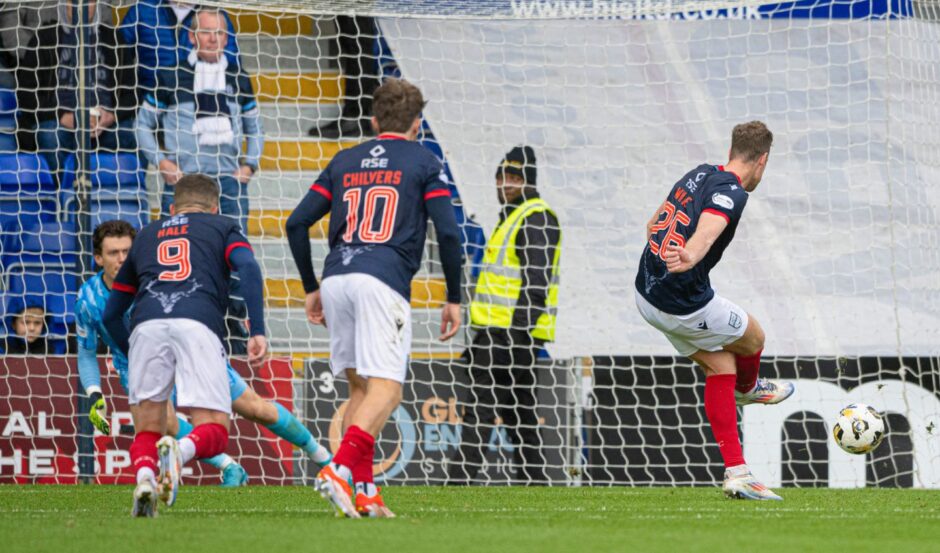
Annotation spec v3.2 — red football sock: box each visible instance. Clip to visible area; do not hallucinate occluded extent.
[704,374,746,468]
[735,349,762,394]
[187,423,229,459]
[352,437,376,486]
[130,431,161,479]
[333,425,375,472]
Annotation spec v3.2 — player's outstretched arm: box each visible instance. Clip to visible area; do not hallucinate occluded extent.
[285,188,332,324]
[229,246,268,368]
[426,194,463,341]
[75,304,111,434]
[663,212,728,273]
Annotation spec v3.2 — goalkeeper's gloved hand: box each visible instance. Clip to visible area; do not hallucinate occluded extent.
[88,392,111,435]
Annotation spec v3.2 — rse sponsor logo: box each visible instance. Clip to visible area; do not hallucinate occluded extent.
[711,193,735,210]
[361,158,389,169]
[361,145,389,168]
[161,215,188,228]
[684,171,707,193]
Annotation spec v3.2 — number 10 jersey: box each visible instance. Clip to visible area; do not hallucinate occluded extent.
[635,164,750,316]
[310,134,452,302]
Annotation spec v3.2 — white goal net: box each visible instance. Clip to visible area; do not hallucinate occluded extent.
[1,0,938,488]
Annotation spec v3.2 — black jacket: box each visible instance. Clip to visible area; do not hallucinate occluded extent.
[16,18,137,130]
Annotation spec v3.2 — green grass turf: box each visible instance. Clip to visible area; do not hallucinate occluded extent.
[1,486,938,553]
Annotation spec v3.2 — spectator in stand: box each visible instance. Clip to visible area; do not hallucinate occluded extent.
[308,16,379,139]
[118,0,242,108]
[0,1,66,72]
[136,8,261,354]
[136,7,261,233]
[1,296,54,355]
[15,0,138,177]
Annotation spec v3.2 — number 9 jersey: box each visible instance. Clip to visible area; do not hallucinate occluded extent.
[635,164,749,316]
[112,212,253,342]
[311,134,452,302]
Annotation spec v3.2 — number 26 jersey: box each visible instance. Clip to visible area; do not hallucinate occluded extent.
[635,164,749,316]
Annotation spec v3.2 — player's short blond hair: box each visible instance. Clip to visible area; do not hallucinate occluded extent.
[729,121,773,162]
[373,79,427,134]
[174,174,219,211]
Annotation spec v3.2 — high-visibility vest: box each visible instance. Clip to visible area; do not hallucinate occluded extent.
[469,197,561,342]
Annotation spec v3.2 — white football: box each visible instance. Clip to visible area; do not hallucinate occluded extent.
[832,403,886,454]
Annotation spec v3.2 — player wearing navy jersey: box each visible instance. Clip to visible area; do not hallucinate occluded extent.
[103,175,268,517]
[76,220,249,485]
[78,221,331,492]
[287,79,462,518]
[635,121,794,501]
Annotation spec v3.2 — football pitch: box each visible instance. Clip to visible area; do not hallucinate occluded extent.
[1,486,937,553]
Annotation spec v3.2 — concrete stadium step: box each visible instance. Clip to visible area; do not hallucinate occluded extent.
[247,209,329,238]
[111,7,325,39]
[251,237,329,275]
[239,35,334,73]
[249,171,320,210]
[264,277,447,309]
[250,71,343,104]
[259,103,341,139]
[228,9,317,36]
[266,307,466,352]
[260,139,361,172]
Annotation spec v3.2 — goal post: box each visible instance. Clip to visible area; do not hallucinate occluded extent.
[0,0,938,488]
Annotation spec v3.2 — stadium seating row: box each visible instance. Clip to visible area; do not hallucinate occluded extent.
[0,137,149,352]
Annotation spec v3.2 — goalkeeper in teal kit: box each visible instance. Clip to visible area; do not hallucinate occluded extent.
[76,220,331,485]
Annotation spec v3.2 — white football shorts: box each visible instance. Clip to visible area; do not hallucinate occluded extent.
[635,289,749,357]
[127,318,231,414]
[320,273,412,383]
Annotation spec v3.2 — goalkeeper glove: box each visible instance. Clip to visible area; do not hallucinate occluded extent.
[88,392,111,435]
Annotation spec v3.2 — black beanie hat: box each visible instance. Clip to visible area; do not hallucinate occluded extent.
[496,145,537,186]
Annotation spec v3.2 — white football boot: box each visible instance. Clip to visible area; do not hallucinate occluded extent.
[723,467,783,501]
[156,436,182,507]
[736,378,795,406]
[131,480,158,518]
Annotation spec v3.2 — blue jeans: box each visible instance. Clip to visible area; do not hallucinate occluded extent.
[36,117,138,176]
[160,174,248,233]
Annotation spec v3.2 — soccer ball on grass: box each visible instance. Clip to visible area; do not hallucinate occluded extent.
[832,403,885,454]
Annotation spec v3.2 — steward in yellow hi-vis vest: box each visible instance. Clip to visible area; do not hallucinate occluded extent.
[449,145,562,485]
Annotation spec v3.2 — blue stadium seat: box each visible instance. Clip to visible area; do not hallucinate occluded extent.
[60,152,146,196]
[0,153,55,194]
[0,133,17,152]
[6,270,79,330]
[6,266,79,328]
[0,87,15,132]
[91,197,149,230]
[0,197,57,231]
[0,221,78,271]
